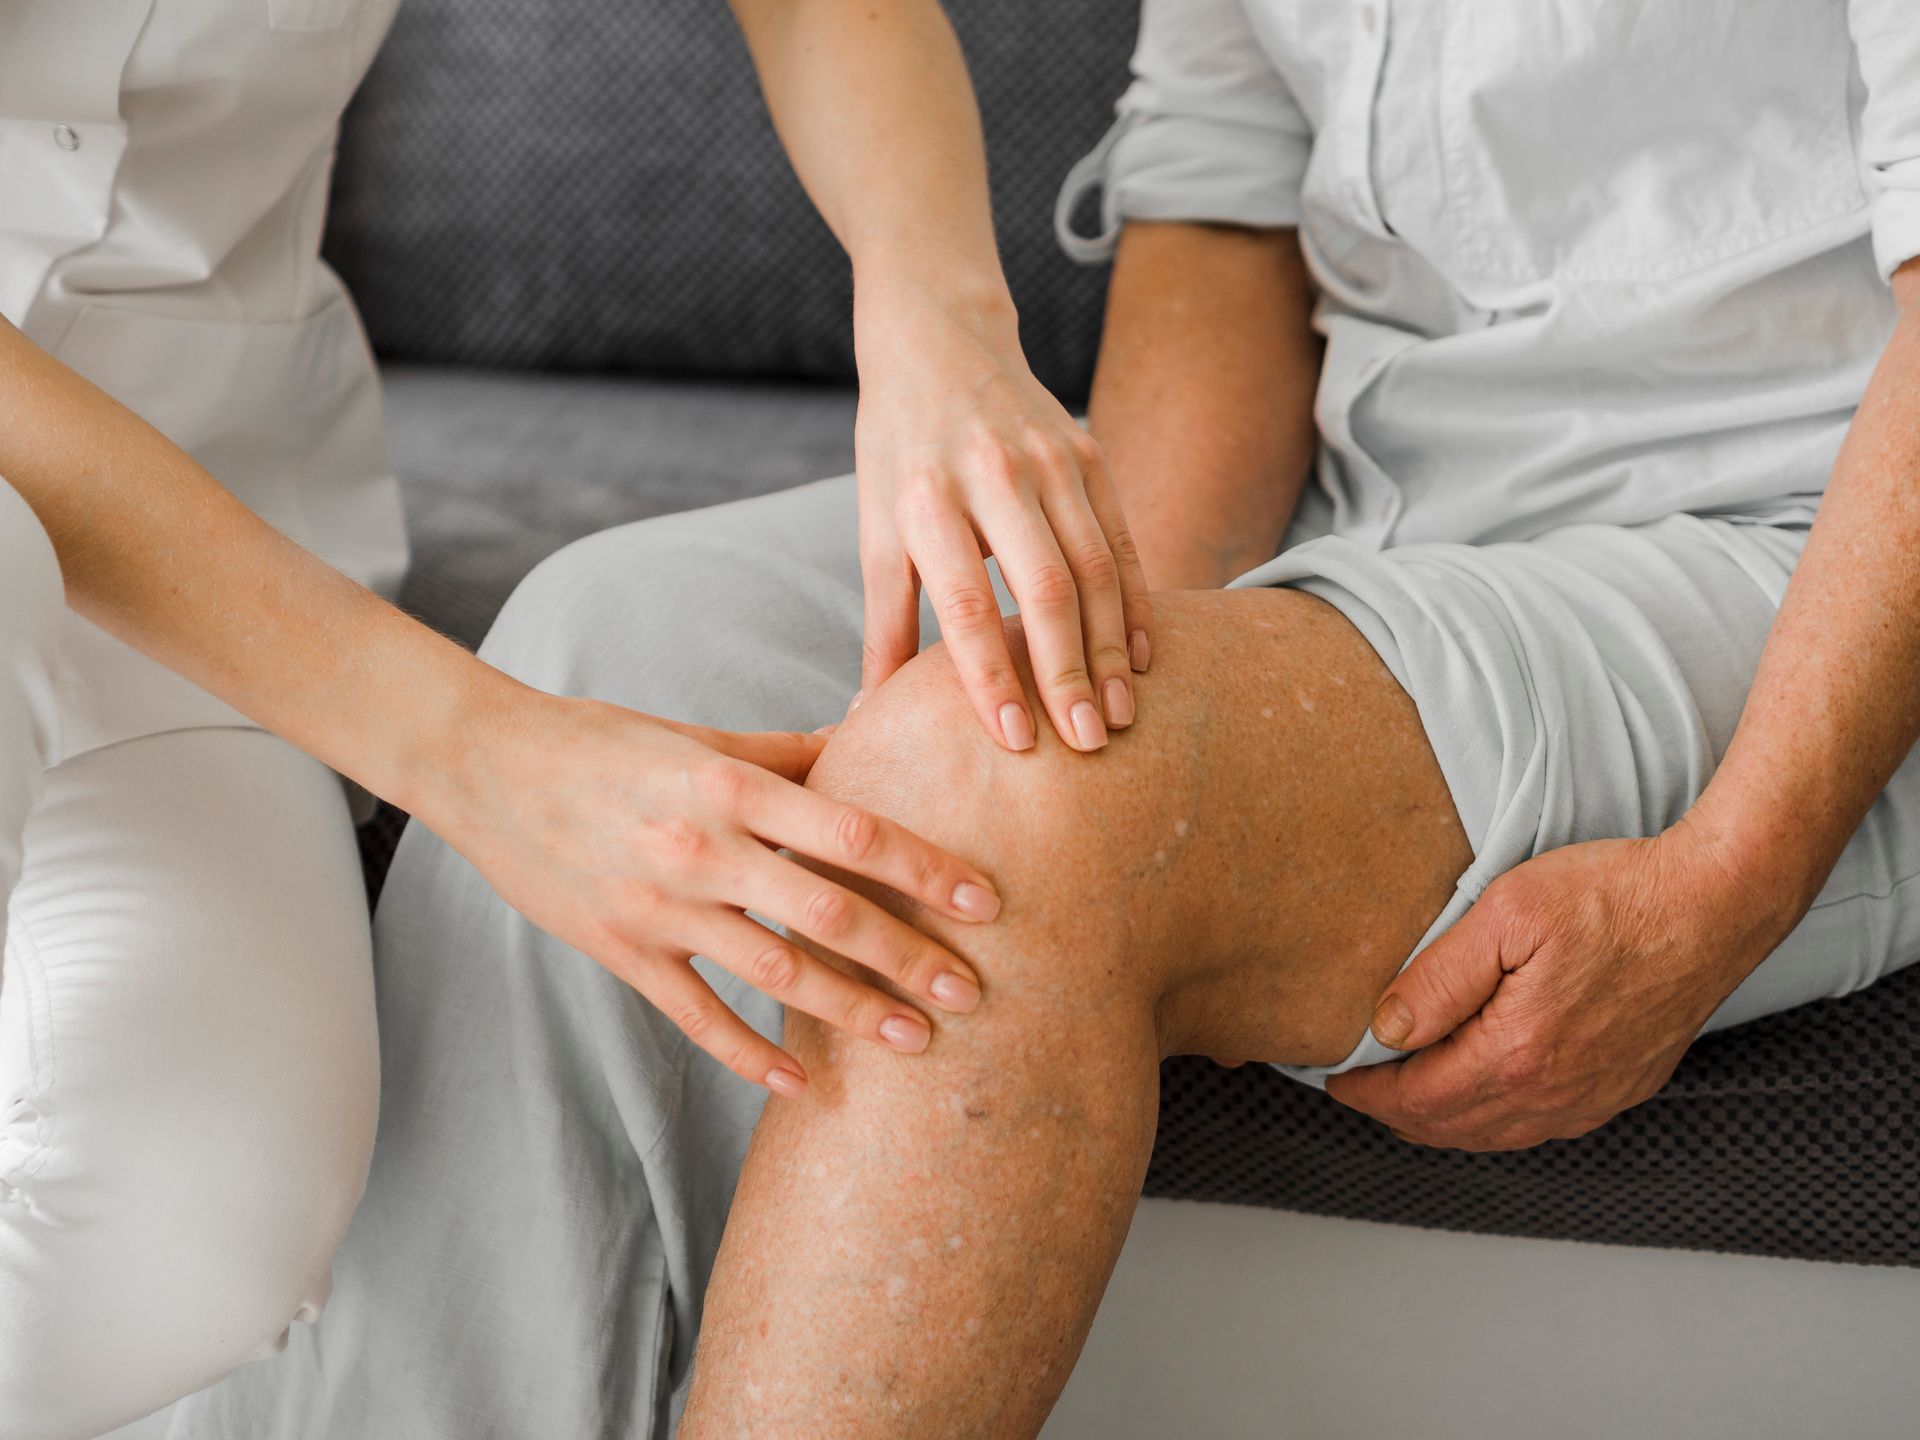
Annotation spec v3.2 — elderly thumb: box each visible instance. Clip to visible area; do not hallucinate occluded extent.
[1368,903,1507,1052]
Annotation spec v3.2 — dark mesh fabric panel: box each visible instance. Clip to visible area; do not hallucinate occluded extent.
[1146,976,1920,1267]
[323,0,1136,403]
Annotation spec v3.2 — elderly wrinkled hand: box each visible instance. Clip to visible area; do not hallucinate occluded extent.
[1325,828,1792,1151]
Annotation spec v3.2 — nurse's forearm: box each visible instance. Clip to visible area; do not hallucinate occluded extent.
[729,0,1010,322]
[1087,222,1321,589]
[729,0,1161,755]
[1683,259,1920,938]
[0,317,513,816]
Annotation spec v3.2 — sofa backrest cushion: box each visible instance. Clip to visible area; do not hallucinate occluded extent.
[325,0,1138,404]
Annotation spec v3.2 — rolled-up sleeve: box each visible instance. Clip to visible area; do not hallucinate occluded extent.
[1056,0,1313,264]
[1851,0,1920,280]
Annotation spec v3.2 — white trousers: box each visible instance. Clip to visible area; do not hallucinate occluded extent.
[0,480,378,1440]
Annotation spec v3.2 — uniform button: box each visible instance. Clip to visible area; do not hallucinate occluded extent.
[52,124,80,152]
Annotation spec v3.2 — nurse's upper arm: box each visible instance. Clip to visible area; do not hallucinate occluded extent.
[1057,0,1310,264]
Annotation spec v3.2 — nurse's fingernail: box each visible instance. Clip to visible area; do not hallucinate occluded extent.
[1070,700,1108,751]
[1371,994,1414,1049]
[999,702,1036,752]
[930,971,982,1013]
[1104,677,1134,728]
[1130,630,1151,672]
[766,1067,809,1098]
[951,881,1001,921]
[880,1014,931,1053]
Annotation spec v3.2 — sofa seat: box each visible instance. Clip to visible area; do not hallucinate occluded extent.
[363,363,1920,1270]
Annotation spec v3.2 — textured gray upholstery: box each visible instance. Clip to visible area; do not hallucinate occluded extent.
[323,0,1133,404]
[379,367,862,649]
[358,366,1920,1268]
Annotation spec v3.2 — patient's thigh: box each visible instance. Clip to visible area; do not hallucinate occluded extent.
[480,474,869,731]
[800,587,1473,1070]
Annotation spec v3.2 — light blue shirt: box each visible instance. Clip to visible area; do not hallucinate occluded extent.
[1059,0,1920,549]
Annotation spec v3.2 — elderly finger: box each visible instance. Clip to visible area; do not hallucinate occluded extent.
[1369,899,1514,1052]
[1326,1029,1495,1126]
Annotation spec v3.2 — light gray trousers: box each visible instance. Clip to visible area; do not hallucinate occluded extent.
[0,482,376,1440]
[172,478,874,1440]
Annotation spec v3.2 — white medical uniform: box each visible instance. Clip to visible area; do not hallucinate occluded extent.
[0,3,403,1435]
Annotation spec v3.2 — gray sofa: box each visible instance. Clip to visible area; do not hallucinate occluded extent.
[334,0,1919,1270]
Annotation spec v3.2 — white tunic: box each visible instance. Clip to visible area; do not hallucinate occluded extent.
[1,0,407,761]
[1059,0,1920,551]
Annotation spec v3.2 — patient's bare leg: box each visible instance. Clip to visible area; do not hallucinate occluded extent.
[679,589,1471,1438]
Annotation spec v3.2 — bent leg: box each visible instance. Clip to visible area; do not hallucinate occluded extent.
[174,477,886,1440]
[0,729,375,1440]
[682,588,1471,1437]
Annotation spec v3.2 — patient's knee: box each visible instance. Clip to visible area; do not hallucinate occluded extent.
[804,618,1201,992]
[806,630,1005,825]
[807,620,1080,877]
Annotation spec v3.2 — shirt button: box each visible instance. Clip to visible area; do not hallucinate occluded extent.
[52,124,80,152]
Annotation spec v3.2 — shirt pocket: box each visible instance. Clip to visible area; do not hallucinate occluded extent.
[52,295,375,553]
[269,0,363,31]
[1436,0,1866,286]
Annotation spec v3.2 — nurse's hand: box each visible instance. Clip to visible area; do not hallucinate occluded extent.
[432,691,1000,1096]
[1324,826,1795,1150]
[852,284,1152,753]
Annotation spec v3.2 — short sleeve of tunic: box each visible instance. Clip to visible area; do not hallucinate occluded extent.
[1056,0,1314,264]
[1851,0,1920,280]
